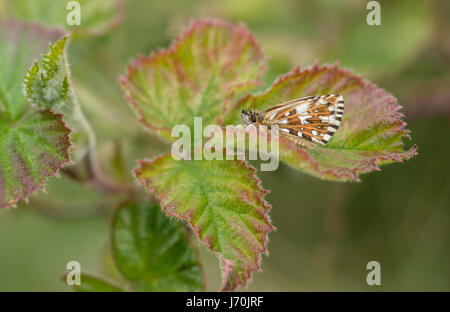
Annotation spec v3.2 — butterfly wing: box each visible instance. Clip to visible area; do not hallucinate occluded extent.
[262,95,344,146]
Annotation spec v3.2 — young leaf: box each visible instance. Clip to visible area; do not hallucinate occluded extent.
[120,18,266,140]
[135,155,274,291]
[25,36,71,112]
[229,62,418,182]
[112,201,205,291]
[24,34,94,163]
[0,20,71,208]
[0,20,63,119]
[71,274,124,292]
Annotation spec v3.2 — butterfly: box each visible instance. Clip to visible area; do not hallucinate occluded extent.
[241,94,344,149]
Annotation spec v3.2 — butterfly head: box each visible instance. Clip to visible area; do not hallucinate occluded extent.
[241,109,260,125]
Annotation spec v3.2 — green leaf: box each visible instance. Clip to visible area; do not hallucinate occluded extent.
[135,155,274,291]
[231,62,418,182]
[0,20,63,119]
[72,274,124,292]
[0,20,71,208]
[0,0,125,36]
[24,36,71,112]
[0,110,71,208]
[24,34,95,163]
[121,18,267,140]
[112,201,205,291]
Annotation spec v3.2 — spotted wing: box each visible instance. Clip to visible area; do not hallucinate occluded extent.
[262,95,344,145]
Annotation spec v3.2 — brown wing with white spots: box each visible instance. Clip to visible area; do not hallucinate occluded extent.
[262,95,344,145]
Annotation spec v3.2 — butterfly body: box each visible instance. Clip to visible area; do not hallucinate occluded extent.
[241,95,344,149]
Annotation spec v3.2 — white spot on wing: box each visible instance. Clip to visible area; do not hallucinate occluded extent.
[330,119,340,126]
[295,103,309,114]
[299,115,311,124]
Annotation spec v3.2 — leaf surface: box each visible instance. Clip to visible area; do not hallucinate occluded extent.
[0,20,71,208]
[135,155,274,291]
[121,18,266,140]
[24,34,94,162]
[112,201,205,291]
[230,63,418,181]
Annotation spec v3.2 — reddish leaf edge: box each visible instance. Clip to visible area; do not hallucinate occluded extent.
[1,18,65,41]
[0,110,73,208]
[281,136,418,182]
[109,200,207,291]
[134,155,275,291]
[119,18,267,138]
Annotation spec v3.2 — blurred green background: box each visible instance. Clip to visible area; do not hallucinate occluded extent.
[0,0,449,291]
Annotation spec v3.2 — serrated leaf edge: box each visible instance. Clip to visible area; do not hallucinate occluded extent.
[0,110,72,208]
[109,200,207,291]
[233,61,418,182]
[119,18,267,139]
[134,155,275,291]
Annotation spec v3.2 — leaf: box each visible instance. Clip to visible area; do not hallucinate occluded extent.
[112,201,205,291]
[230,62,418,182]
[135,155,274,291]
[24,34,94,162]
[24,36,71,112]
[0,20,71,208]
[0,0,125,36]
[0,110,71,208]
[0,20,63,119]
[120,18,266,140]
[72,274,124,292]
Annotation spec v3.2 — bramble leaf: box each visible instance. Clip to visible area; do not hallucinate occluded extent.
[135,155,274,291]
[0,20,71,208]
[112,201,204,291]
[0,0,125,36]
[0,20,63,119]
[228,62,418,182]
[25,36,71,112]
[24,34,94,162]
[124,18,416,292]
[72,274,124,292]
[123,19,274,291]
[121,18,266,140]
[0,110,71,208]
